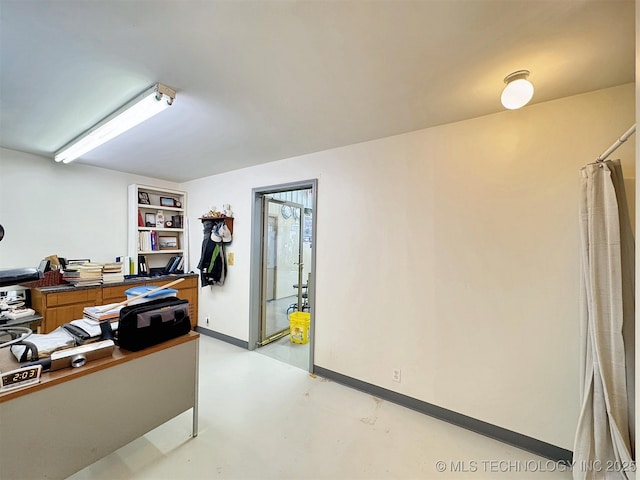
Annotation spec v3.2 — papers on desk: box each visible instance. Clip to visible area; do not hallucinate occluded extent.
[9,319,119,362]
[10,329,75,362]
[69,318,118,337]
[83,304,122,323]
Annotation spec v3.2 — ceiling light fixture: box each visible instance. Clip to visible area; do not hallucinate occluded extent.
[54,83,176,164]
[500,70,534,110]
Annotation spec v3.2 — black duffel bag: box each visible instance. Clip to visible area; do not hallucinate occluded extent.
[117,297,190,351]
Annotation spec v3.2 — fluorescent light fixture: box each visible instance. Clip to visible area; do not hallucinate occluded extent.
[54,83,176,164]
[501,70,534,110]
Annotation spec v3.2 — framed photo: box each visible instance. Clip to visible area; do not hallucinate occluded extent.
[160,197,176,207]
[138,192,150,205]
[145,213,156,227]
[159,235,179,250]
[171,215,183,228]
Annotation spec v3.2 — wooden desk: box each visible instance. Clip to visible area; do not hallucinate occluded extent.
[0,332,199,480]
[30,273,199,333]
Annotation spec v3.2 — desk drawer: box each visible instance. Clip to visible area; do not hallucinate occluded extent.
[102,283,143,305]
[47,289,99,307]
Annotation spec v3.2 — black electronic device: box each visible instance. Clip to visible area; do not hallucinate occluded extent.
[0,267,42,288]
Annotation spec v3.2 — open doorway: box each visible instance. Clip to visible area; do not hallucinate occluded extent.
[249,180,317,372]
[258,196,306,346]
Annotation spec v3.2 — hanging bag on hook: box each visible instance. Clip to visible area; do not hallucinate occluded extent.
[210,221,222,242]
[220,223,232,243]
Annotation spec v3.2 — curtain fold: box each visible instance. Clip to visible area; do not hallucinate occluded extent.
[573,159,635,480]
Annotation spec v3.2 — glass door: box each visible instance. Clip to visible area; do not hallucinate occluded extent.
[259,197,304,345]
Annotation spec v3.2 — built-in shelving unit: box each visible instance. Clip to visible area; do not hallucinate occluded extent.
[128,184,188,275]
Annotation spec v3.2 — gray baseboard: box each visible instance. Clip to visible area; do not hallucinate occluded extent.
[313,365,573,463]
[195,326,249,349]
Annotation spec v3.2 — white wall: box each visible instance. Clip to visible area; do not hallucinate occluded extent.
[0,148,180,268]
[0,84,634,451]
[184,83,635,450]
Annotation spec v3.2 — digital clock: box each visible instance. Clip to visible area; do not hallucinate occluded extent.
[0,364,42,391]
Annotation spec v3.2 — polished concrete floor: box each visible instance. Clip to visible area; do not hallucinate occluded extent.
[259,294,310,370]
[257,332,310,370]
[69,335,572,480]
[264,296,294,335]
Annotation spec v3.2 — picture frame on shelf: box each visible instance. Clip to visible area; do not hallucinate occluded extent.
[171,215,183,228]
[159,235,179,250]
[139,192,150,205]
[145,213,156,227]
[160,197,177,207]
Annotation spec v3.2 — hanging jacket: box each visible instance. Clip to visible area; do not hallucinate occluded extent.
[197,219,227,287]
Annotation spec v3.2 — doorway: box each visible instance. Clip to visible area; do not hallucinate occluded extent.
[259,197,305,345]
[249,180,317,372]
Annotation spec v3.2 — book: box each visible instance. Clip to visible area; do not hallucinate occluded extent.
[164,256,177,272]
[102,272,125,284]
[168,256,182,273]
[63,261,103,286]
[83,304,123,322]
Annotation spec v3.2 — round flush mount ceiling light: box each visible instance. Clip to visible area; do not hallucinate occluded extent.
[501,70,534,110]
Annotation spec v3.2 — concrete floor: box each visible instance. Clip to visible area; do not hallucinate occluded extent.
[259,294,310,371]
[69,335,572,480]
[257,332,310,371]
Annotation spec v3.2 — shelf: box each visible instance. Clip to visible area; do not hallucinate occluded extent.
[137,203,184,212]
[129,184,188,275]
[140,250,183,255]
[138,227,184,233]
[199,215,234,235]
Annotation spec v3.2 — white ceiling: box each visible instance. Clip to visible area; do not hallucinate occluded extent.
[0,0,635,182]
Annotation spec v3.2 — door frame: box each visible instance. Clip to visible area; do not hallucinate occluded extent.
[249,179,318,372]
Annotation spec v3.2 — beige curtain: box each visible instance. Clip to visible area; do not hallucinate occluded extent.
[573,159,635,480]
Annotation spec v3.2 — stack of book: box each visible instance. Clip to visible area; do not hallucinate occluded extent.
[102,262,124,284]
[82,304,123,323]
[138,231,159,251]
[62,262,103,287]
[164,255,184,273]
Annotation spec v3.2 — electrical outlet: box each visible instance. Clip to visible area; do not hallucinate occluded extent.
[228,252,234,266]
[392,368,401,383]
